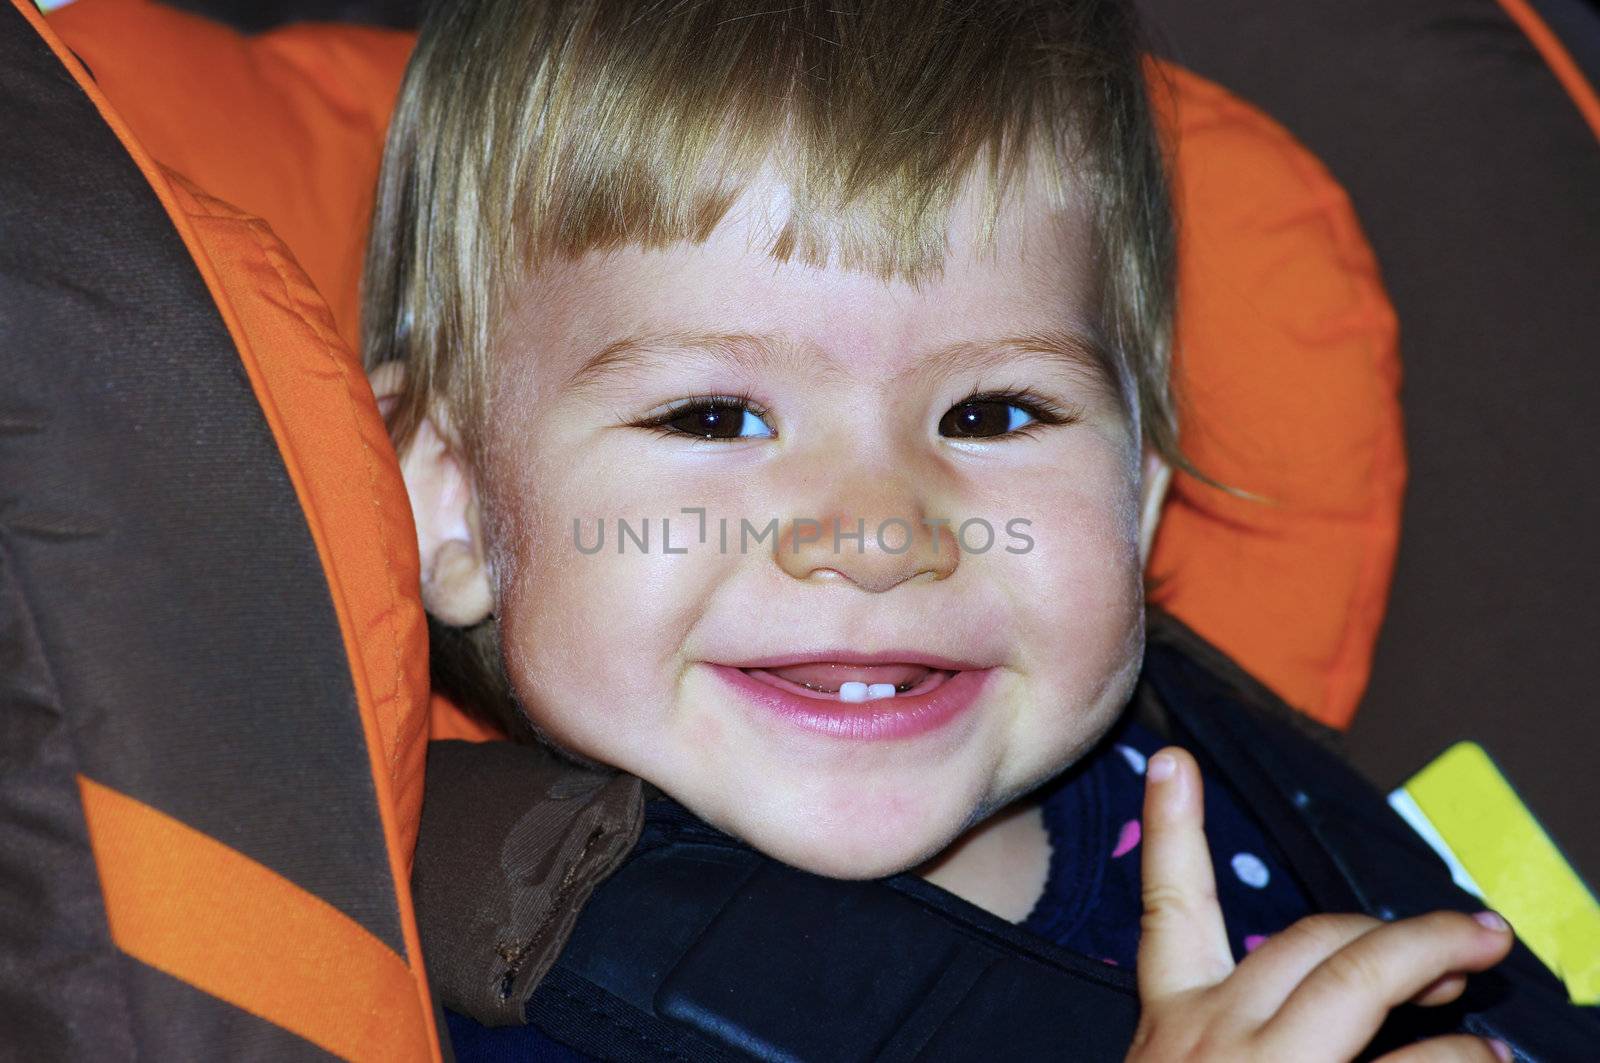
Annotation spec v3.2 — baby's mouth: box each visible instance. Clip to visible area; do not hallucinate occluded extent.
[739,663,953,702]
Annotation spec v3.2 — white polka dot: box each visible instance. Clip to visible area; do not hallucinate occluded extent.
[1231,852,1270,889]
[1115,744,1147,775]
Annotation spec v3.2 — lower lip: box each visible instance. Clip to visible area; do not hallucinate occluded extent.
[709,664,995,741]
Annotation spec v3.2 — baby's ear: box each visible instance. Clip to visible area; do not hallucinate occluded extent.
[1138,446,1173,569]
[368,362,495,627]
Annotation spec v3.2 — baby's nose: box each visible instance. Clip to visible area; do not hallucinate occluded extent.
[772,501,959,591]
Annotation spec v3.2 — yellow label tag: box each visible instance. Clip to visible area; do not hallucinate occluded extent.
[1393,742,1600,1005]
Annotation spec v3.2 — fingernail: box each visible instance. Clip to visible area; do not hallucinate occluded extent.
[1473,910,1510,933]
[1488,1037,1513,1062]
[1147,752,1175,782]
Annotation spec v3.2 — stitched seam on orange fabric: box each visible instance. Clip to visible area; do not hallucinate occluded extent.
[176,180,416,781]
[168,183,414,777]
[242,212,412,780]
[156,172,439,1042]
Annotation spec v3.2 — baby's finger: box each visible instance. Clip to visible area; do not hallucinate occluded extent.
[1410,972,1470,1007]
[1224,913,1382,1020]
[1373,1034,1513,1063]
[1256,909,1515,1059]
[1136,747,1235,1001]
[1235,916,1471,1016]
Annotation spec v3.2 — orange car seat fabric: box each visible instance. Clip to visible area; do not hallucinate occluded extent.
[46,0,415,350]
[1145,65,1405,729]
[44,2,1406,730]
[78,775,430,1060]
[1,1,437,1057]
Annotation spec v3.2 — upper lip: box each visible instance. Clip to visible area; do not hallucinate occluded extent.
[724,649,988,671]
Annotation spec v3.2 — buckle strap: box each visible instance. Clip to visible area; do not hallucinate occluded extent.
[541,837,1138,1062]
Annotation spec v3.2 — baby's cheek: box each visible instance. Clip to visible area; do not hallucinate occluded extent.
[1004,490,1143,682]
[1013,482,1140,600]
[493,498,726,755]
[686,710,727,760]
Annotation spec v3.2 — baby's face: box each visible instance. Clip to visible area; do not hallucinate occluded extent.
[478,175,1150,878]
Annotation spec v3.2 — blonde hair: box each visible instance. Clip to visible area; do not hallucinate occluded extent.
[363,0,1182,739]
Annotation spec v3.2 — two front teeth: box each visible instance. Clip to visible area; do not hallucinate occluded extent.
[741,666,934,702]
[837,681,899,702]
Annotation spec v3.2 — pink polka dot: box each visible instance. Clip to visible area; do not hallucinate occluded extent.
[1111,819,1141,858]
[1244,934,1269,953]
[1101,957,1119,966]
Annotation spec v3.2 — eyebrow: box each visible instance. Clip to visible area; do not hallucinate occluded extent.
[562,326,1121,398]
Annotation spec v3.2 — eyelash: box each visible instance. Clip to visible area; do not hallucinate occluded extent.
[958,387,1082,439]
[628,391,772,441]
[628,387,1081,440]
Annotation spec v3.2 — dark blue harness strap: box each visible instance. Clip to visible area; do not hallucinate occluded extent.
[526,965,746,1063]
[535,827,1138,1062]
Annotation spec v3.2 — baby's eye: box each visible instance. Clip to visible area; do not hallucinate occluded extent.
[939,390,1075,439]
[637,397,775,441]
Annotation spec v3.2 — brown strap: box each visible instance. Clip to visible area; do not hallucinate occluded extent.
[412,740,644,1026]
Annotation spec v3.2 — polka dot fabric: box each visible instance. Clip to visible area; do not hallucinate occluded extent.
[1020,716,1311,966]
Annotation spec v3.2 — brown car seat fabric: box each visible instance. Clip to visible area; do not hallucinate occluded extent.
[1513,0,1600,131]
[1,1,439,1057]
[1134,0,1600,884]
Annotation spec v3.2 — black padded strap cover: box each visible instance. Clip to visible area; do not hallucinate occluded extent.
[538,818,1139,1063]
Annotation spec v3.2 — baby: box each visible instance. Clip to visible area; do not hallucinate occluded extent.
[366,1,1531,1058]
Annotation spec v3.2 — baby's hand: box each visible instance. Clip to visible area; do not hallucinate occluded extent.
[1125,747,1515,1063]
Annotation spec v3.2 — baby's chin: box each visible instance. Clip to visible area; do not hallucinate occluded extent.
[513,703,997,877]
[657,770,993,881]
[720,815,958,881]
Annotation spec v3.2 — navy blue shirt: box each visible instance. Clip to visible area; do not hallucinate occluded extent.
[445,716,1313,1058]
[1019,714,1312,968]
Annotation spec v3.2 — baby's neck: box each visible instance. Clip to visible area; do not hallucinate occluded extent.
[912,794,1051,923]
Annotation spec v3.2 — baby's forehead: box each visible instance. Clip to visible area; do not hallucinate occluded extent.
[557,325,1117,400]
[500,173,1099,382]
